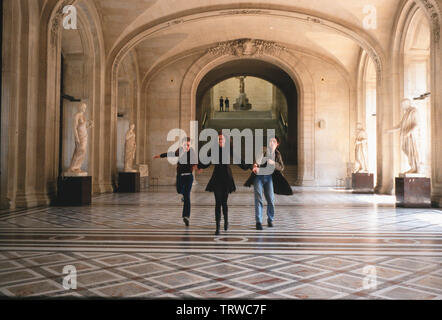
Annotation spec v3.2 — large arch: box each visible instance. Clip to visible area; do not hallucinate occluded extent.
[38,0,107,202]
[194,59,298,164]
[105,6,385,189]
[179,47,316,185]
[391,0,442,206]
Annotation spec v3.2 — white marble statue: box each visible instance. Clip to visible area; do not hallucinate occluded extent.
[65,103,94,176]
[388,98,420,175]
[354,123,368,173]
[124,124,137,172]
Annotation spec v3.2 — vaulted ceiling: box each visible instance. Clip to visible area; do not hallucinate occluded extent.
[91,0,405,79]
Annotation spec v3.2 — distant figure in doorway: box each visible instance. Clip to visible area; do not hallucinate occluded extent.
[219,96,224,112]
[225,97,230,112]
[153,138,198,227]
[244,137,293,230]
[198,132,251,235]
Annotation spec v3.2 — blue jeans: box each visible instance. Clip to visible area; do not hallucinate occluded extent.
[177,174,193,218]
[253,175,275,224]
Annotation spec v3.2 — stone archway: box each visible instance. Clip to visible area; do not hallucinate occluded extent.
[179,41,316,185]
[391,0,442,206]
[39,0,107,199]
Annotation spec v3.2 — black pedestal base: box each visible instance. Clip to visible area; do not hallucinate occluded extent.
[395,177,431,208]
[118,172,140,193]
[57,176,92,206]
[352,173,374,194]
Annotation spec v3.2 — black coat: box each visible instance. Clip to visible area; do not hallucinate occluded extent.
[244,149,293,196]
[199,146,251,193]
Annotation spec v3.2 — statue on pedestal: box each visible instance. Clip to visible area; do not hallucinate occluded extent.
[233,76,252,110]
[124,124,137,172]
[65,103,93,177]
[388,98,420,175]
[354,123,368,173]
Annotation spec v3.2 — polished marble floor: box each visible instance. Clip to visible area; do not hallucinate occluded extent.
[0,186,441,299]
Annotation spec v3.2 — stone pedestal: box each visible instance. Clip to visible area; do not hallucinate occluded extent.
[57,176,92,206]
[352,173,374,193]
[118,172,140,193]
[395,177,431,208]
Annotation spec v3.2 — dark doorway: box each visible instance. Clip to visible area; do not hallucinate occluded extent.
[196,59,298,165]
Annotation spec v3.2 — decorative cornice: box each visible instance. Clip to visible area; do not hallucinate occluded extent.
[208,38,287,57]
[219,9,269,16]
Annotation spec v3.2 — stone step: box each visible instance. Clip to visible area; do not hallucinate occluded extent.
[213,110,273,119]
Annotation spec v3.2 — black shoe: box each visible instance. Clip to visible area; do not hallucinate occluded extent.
[256,223,263,230]
[183,217,189,227]
[268,220,274,228]
[224,221,229,231]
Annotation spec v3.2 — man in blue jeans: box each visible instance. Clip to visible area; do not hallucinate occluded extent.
[247,137,285,230]
[154,137,197,227]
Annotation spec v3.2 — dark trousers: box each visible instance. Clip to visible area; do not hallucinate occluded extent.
[214,188,229,224]
[177,174,193,218]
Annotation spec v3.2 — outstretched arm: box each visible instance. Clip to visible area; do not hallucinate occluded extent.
[231,148,253,170]
[153,149,180,159]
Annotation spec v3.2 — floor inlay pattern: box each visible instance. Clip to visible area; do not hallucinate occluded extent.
[0,187,441,299]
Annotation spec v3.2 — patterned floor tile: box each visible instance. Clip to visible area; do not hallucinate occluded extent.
[0,260,22,272]
[275,264,329,279]
[278,284,344,299]
[90,281,156,297]
[0,269,42,285]
[373,286,439,300]
[197,263,249,277]
[42,261,98,276]
[237,256,287,268]
[96,254,144,267]
[380,258,436,271]
[77,270,125,287]
[407,275,442,292]
[320,274,378,292]
[25,253,75,266]
[1,279,64,297]
[0,187,440,299]
[351,265,410,281]
[307,257,358,270]
[183,283,251,298]
[120,262,173,277]
[233,272,294,290]
[149,272,208,288]
[166,255,214,268]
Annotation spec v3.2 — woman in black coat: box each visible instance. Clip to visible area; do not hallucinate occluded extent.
[198,133,251,235]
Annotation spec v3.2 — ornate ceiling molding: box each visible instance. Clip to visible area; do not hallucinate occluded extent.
[208,38,287,57]
[419,0,441,42]
[50,0,76,44]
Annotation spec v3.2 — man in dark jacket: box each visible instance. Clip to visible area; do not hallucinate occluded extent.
[244,137,293,230]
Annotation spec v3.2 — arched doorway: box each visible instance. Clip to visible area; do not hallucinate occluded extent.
[195,59,298,165]
[402,8,432,177]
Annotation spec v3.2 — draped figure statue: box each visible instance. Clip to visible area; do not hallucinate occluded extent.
[388,99,420,175]
[65,103,94,176]
[124,124,137,172]
[354,123,368,173]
